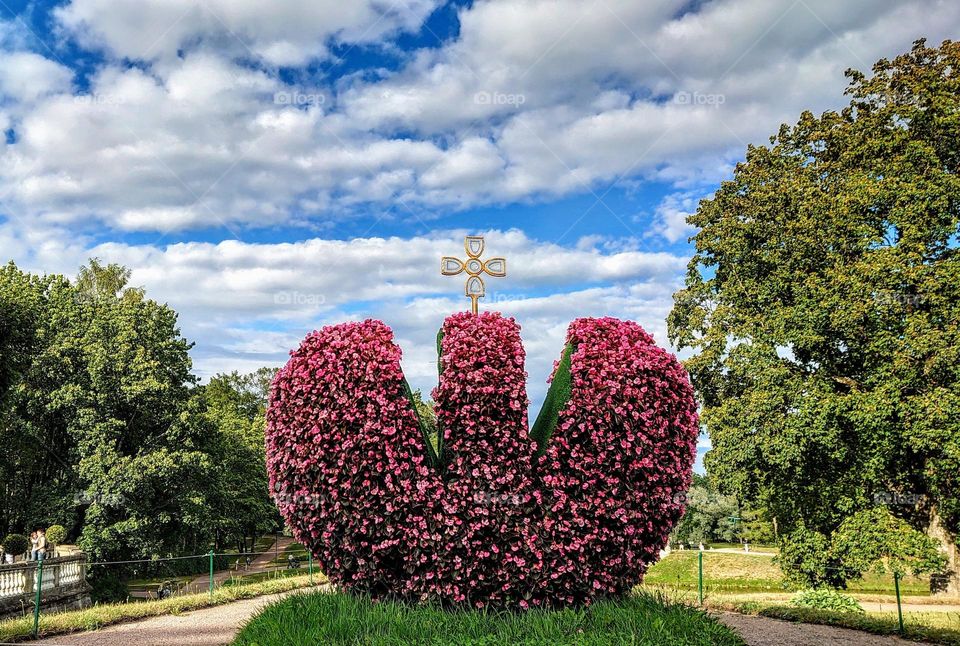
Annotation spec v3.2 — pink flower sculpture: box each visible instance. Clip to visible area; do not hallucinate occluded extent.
[266,312,698,608]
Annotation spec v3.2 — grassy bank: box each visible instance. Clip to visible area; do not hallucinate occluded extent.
[644,550,932,596]
[0,573,324,643]
[716,598,960,646]
[232,590,744,646]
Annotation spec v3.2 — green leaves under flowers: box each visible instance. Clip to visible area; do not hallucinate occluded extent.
[530,343,574,456]
[403,376,439,467]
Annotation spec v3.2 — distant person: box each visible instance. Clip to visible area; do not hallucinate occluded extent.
[29,531,39,561]
[678,542,685,551]
[698,542,704,552]
[35,530,47,562]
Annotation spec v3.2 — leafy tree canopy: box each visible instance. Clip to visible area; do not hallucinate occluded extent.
[0,260,278,560]
[669,39,960,589]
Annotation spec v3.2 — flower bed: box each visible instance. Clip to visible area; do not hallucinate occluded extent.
[266,312,698,608]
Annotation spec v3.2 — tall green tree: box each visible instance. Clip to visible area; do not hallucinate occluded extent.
[0,260,222,559]
[671,474,740,546]
[669,40,960,592]
[67,260,219,559]
[0,263,79,536]
[201,369,279,552]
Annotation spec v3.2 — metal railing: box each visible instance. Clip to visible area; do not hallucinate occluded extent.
[1,540,318,637]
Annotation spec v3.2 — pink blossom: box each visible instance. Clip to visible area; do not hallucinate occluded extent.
[266,313,697,609]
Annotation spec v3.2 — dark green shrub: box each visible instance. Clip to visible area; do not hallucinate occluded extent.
[2,533,29,558]
[46,524,67,547]
[777,528,844,589]
[89,571,129,603]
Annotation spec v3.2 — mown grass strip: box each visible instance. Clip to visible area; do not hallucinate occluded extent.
[232,589,744,646]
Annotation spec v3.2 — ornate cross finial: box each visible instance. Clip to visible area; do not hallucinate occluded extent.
[441,236,506,314]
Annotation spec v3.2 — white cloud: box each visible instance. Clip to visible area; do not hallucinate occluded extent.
[0,222,684,403]
[0,0,956,233]
[55,0,442,66]
[0,52,73,104]
[652,191,704,243]
[1,0,958,406]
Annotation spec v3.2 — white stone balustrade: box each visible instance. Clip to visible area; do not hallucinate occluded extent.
[0,555,89,618]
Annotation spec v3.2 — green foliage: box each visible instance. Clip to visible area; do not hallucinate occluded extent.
[831,508,945,577]
[0,260,278,564]
[89,571,129,604]
[404,381,439,465]
[45,524,67,546]
[0,262,79,538]
[777,528,844,589]
[232,591,744,646]
[530,343,573,456]
[410,388,437,439]
[778,508,945,589]
[668,39,960,586]
[671,474,741,546]
[789,588,864,615]
[2,533,28,557]
[200,369,280,553]
[739,508,776,545]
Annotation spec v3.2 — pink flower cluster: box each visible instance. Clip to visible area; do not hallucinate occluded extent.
[266,312,698,608]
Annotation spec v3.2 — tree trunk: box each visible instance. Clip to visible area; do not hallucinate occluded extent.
[927,507,959,597]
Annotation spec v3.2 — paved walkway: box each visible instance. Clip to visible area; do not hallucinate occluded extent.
[717,612,924,646]
[189,536,298,590]
[33,590,307,646]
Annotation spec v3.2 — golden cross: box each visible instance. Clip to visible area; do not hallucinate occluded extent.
[441,236,506,314]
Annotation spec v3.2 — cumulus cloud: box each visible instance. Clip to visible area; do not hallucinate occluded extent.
[651,191,705,243]
[1,222,684,403]
[2,0,959,413]
[0,0,955,233]
[0,52,73,104]
[55,0,442,65]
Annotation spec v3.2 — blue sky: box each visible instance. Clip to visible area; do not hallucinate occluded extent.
[2,0,959,471]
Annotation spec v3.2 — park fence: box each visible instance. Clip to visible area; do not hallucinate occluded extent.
[1,538,318,637]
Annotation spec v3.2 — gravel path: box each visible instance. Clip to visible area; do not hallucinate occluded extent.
[32,590,305,646]
[717,612,923,646]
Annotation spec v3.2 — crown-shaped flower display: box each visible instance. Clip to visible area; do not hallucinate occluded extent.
[266,312,698,609]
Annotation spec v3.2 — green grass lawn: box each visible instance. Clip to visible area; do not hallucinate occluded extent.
[643,551,958,645]
[222,568,316,587]
[644,550,931,596]
[232,590,744,646]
